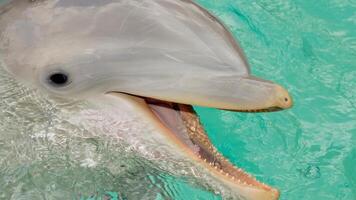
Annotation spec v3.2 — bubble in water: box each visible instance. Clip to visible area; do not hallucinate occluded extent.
[302,165,321,179]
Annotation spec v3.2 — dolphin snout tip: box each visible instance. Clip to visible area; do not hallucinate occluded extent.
[274,85,293,110]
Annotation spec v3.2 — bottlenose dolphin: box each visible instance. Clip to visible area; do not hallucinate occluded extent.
[0,0,293,199]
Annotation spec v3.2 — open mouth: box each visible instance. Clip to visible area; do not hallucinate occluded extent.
[107,92,280,199]
[144,98,280,199]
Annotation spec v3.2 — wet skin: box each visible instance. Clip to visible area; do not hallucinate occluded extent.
[0,0,293,199]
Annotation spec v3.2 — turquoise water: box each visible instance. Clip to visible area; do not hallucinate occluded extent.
[0,1,355,200]
[193,0,356,199]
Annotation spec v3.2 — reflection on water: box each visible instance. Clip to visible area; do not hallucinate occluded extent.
[0,69,154,199]
[0,68,222,199]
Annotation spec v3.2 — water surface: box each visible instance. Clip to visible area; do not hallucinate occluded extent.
[195,0,356,199]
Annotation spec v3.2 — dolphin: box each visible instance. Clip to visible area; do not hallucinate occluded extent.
[0,0,293,199]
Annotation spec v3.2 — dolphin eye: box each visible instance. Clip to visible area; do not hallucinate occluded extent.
[48,72,70,87]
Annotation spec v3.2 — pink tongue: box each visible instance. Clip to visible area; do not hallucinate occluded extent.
[147,102,199,153]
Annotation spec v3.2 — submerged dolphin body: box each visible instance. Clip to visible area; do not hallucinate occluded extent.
[0,0,293,199]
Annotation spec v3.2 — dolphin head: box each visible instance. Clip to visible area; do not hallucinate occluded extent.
[0,0,292,199]
[0,0,292,111]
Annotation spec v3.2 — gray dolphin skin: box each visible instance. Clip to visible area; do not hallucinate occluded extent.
[0,0,293,199]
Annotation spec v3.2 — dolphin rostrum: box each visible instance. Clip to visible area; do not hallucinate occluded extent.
[0,0,293,199]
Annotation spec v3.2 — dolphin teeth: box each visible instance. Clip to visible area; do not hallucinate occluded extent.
[178,105,273,191]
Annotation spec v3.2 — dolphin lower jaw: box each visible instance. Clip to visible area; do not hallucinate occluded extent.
[110,93,279,200]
